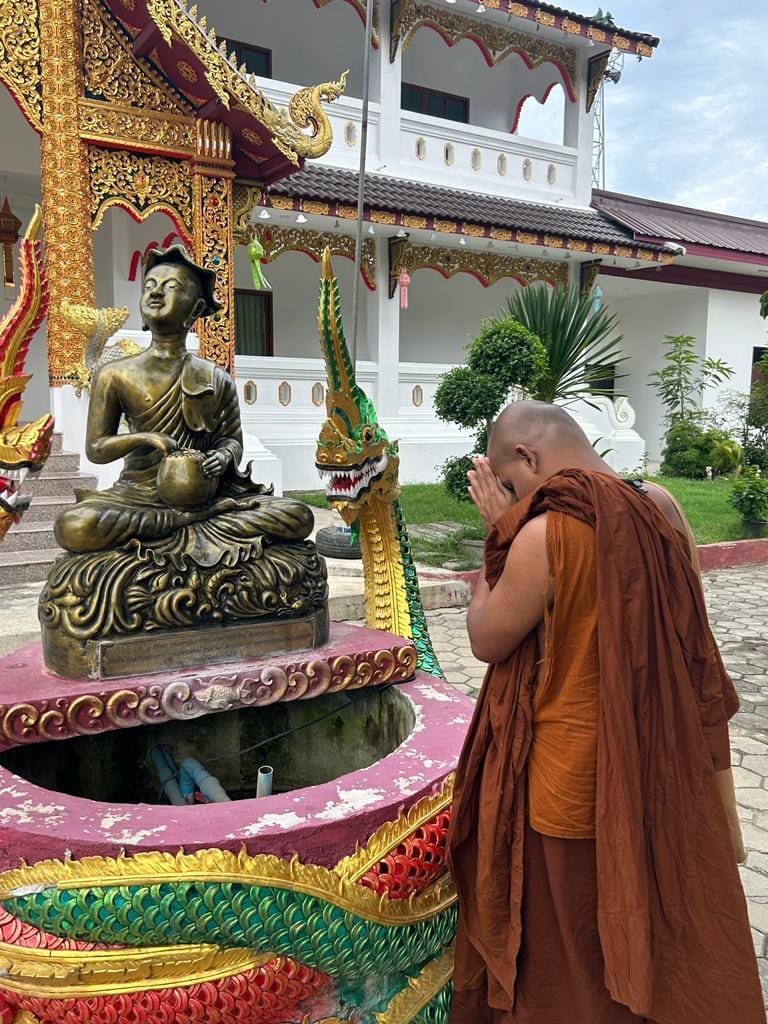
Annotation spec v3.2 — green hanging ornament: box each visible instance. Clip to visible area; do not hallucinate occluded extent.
[247,235,271,291]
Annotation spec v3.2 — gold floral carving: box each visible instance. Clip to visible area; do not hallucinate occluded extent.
[0,848,457,928]
[371,210,397,225]
[303,200,331,216]
[0,2,42,130]
[193,122,235,372]
[398,2,576,94]
[615,245,632,258]
[403,215,428,229]
[0,942,270,999]
[270,195,296,211]
[534,9,556,26]
[490,227,513,241]
[39,0,96,385]
[79,99,195,157]
[463,223,486,237]
[82,0,192,114]
[233,181,265,243]
[375,946,454,1024]
[395,244,568,289]
[88,147,193,238]
[338,204,358,219]
[544,234,564,248]
[433,219,457,234]
[257,226,376,290]
[592,243,610,255]
[516,230,538,245]
[145,0,347,164]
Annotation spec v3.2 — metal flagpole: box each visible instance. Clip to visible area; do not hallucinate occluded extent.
[350,0,375,369]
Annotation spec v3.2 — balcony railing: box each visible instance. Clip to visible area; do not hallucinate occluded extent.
[400,111,578,203]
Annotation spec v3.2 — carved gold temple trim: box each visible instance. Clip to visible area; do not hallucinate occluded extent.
[0,942,270,999]
[392,242,569,289]
[39,0,97,385]
[193,121,236,372]
[257,226,377,290]
[375,946,454,1024]
[391,0,577,95]
[79,99,196,157]
[146,0,347,165]
[82,0,193,116]
[233,182,266,242]
[0,4,42,130]
[88,147,193,240]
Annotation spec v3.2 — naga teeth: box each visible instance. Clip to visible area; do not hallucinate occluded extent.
[316,453,389,498]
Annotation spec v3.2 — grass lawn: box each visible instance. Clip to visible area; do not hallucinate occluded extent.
[289,475,749,568]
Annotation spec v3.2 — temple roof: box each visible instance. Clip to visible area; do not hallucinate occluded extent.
[100,0,345,182]
[269,165,669,253]
[464,1,659,56]
[593,191,768,258]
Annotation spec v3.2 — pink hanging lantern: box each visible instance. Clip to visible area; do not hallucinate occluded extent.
[398,268,410,309]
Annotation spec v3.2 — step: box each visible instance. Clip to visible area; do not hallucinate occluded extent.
[20,472,97,498]
[39,451,81,475]
[0,548,60,586]
[20,494,77,522]
[1,520,59,553]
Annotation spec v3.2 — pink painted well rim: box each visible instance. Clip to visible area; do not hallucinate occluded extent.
[0,674,473,870]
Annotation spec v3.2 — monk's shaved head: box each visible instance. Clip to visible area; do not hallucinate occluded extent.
[486,400,613,499]
[489,401,591,460]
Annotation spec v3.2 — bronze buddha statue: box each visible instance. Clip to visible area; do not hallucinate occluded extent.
[41,246,327,678]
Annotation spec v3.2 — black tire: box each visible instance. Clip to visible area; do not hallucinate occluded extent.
[315,525,362,560]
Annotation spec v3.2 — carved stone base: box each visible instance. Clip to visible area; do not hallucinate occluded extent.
[41,605,330,680]
[39,538,329,679]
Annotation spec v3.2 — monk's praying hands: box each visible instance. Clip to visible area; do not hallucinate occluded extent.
[467,455,514,529]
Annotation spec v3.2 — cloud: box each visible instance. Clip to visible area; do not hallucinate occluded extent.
[599,1,768,220]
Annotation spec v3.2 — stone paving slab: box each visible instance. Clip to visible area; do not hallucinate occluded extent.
[423,564,768,1005]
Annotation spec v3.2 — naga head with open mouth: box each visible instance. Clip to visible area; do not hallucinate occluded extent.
[315,250,399,525]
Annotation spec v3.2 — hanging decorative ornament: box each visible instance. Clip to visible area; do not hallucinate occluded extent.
[592,284,603,311]
[247,233,271,291]
[398,268,410,310]
[0,197,22,287]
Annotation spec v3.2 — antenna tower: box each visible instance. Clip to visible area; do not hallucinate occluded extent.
[592,50,624,190]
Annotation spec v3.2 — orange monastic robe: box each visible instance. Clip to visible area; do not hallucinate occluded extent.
[448,470,764,1024]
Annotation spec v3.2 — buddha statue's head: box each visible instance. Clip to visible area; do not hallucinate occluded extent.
[141,245,221,334]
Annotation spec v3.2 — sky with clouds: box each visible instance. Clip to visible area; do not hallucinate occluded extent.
[598,0,768,220]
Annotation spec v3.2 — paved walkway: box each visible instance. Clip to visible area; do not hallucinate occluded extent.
[425,563,768,1001]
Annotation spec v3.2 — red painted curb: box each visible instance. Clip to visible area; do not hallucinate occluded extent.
[698,539,768,571]
[446,540,768,592]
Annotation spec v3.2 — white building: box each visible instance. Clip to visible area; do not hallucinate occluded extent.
[1,0,766,579]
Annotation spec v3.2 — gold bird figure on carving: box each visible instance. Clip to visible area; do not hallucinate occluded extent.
[60,299,131,395]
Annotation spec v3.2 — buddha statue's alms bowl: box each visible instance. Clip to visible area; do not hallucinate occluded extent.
[156,450,219,510]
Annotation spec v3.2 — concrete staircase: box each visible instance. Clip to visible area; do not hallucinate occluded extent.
[0,435,96,585]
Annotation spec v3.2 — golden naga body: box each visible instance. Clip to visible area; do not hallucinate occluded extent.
[0,206,53,543]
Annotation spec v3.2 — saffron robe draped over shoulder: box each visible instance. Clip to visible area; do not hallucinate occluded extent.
[448,469,764,1024]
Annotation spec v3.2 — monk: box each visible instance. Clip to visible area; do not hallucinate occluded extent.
[448,400,764,1024]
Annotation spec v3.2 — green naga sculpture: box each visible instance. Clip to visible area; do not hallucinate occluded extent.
[315,249,442,677]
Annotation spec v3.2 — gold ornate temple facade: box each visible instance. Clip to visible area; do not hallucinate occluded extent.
[0,0,346,382]
[0,0,663,511]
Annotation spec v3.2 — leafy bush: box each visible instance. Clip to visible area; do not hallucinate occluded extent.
[730,469,768,522]
[434,319,546,501]
[660,418,740,479]
[649,334,734,423]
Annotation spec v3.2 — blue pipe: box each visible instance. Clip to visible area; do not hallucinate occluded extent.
[149,746,185,806]
[257,765,273,798]
[178,757,230,804]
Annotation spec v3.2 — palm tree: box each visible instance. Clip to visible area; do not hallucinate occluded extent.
[504,283,626,404]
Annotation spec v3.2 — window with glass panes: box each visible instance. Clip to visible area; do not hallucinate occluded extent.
[228,41,271,78]
[235,290,273,357]
[401,83,469,124]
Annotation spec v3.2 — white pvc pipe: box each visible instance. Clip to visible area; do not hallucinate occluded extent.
[256,765,273,798]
